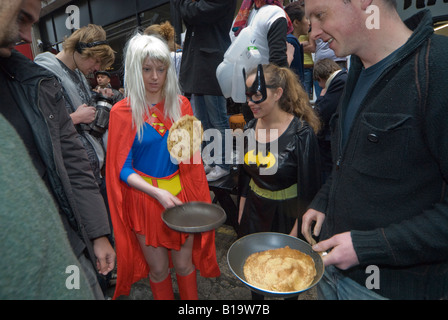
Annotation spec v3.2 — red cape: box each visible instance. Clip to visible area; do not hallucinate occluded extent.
[106,96,220,299]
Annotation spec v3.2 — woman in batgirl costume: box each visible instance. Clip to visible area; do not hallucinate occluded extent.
[238,64,322,299]
[106,34,219,300]
[238,63,322,253]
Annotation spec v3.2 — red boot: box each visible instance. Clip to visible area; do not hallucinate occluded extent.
[149,274,174,300]
[176,270,198,300]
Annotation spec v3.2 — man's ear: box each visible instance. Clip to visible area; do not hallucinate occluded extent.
[360,0,374,11]
[292,19,301,29]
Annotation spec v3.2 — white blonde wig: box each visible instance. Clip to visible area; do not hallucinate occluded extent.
[123,33,181,139]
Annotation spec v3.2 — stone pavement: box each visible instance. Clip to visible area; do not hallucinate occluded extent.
[107,223,317,301]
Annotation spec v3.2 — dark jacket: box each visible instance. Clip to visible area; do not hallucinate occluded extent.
[238,117,322,238]
[310,10,448,299]
[178,0,237,95]
[1,51,110,266]
[314,70,348,180]
[286,33,305,84]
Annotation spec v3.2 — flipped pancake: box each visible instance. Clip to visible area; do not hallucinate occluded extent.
[243,246,316,292]
[167,115,203,162]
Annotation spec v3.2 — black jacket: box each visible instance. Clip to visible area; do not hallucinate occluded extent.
[238,117,322,238]
[310,11,448,299]
[315,70,348,179]
[1,51,110,265]
[178,0,237,95]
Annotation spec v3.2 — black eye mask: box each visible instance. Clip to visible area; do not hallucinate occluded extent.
[243,64,267,104]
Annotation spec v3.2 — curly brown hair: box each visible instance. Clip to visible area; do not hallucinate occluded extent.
[143,21,181,52]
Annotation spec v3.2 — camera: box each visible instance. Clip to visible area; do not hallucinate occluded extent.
[88,92,113,138]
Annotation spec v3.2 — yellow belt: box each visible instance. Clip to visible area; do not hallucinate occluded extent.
[141,173,182,196]
[249,179,297,200]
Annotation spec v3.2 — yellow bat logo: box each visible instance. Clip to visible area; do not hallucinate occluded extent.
[244,149,277,169]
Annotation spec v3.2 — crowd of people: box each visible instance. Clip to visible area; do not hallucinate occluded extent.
[1,0,448,301]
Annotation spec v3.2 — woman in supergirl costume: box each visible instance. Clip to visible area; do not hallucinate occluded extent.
[106,34,220,300]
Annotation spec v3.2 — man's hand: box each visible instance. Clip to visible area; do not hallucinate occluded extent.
[286,42,295,66]
[70,104,96,125]
[302,209,359,269]
[93,236,116,275]
[312,232,360,270]
[97,87,114,98]
[301,208,326,245]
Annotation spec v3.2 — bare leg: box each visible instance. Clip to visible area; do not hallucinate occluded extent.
[135,232,197,299]
[171,234,195,276]
[135,233,195,279]
[135,233,170,282]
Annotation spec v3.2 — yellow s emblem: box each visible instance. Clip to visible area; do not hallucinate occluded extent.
[244,149,277,169]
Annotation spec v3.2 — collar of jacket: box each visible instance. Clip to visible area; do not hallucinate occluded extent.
[0,50,55,84]
[344,9,434,104]
[349,9,434,75]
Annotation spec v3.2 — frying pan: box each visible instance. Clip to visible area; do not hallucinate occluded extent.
[227,232,324,298]
[162,201,227,233]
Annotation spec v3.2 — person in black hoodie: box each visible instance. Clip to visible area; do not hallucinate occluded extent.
[303,0,448,300]
[285,0,309,86]
[177,0,237,182]
[313,58,347,183]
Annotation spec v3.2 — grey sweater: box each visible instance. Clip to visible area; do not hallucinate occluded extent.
[0,115,94,299]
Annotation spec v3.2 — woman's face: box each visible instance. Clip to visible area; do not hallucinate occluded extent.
[245,73,281,119]
[142,57,167,98]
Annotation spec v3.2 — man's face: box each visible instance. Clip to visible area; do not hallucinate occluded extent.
[96,74,110,87]
[298,16,310,36]
[76,55,102,76]
[0,0,23,57]
[304,0,363,58]
[0,0,40,58]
